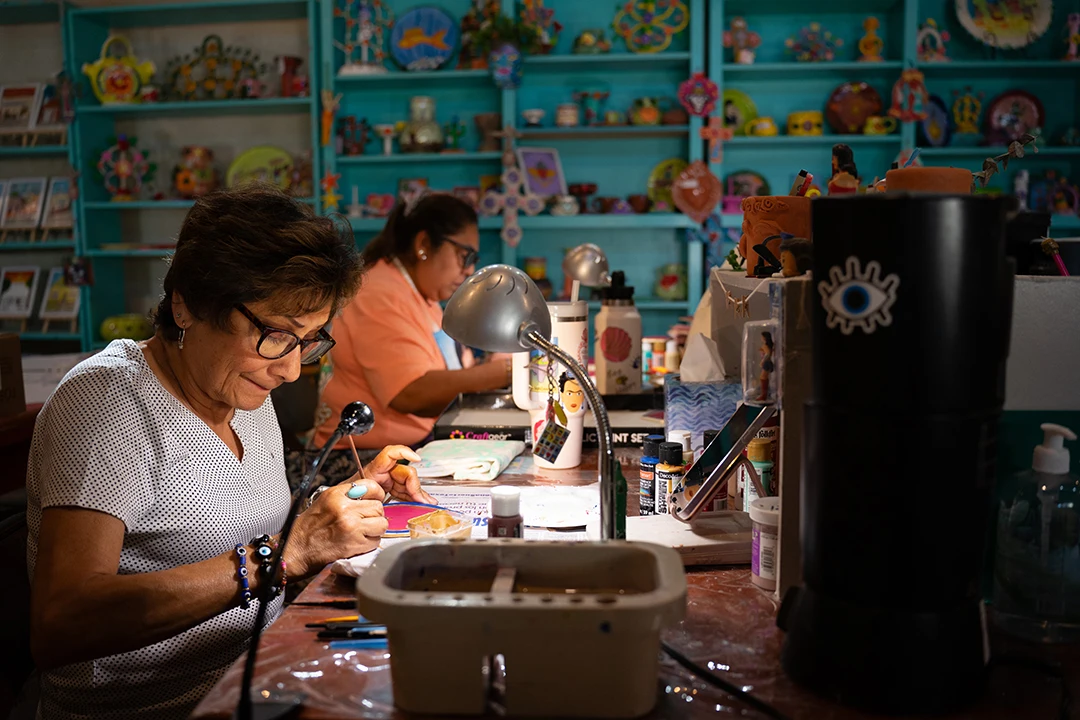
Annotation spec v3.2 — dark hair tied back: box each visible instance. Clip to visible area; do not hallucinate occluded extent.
[362,192,478,265]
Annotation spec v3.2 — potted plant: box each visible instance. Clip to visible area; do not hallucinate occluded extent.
[474,14,541,89]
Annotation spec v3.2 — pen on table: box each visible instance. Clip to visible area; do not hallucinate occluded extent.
[318,626,387,640]
[304,615,363,628]
[328,639,389,650]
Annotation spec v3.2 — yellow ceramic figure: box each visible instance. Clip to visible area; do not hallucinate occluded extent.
[744,116,778,136]
[83,36,155,105]
[787,110,824,136]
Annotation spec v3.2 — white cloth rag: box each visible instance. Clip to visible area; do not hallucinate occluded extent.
[411,439,525,481]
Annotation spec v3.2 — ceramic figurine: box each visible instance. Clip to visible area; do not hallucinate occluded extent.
[567,182,597,213]
[778,236,812,277]
[573,90,609,126]
[164,35,267,101]
[916,18,950,62]
[366,192,395,217]
[785,23,844,62]
[757,331,774,402]
[613,0,689,54]
[320,90,342,147]
[275,55,305,98]
[858,17,884,62]
[524,257,554,299]
[474,113,502,151]
[951,87,983,141]
[723,17,761,64]
[443,116,466,153]
[98,135,154,201]
[1066,13,1080,61]
[478,126,544,247]
[334,0,393,76]
[83,35,155,105]
[610,198,634,214]
[321,172,342,211]
[604,110,626,125]
[556,103,580,127]
[678,73,719,117]
[521,0,561,54]
[522,109,545,127]
[290,152,314,198]
[550,194,580,216]
[888,69,929,123]
[373,123,397,155]
[400,96,444,153]
[738,195,811,279]
[655,263,687,301]
[572,28,612,54]
[1060,127,1080,146]
[490,41,524,89]
[829,143,858,195]
[701,116,733,163]
[341,116,373,155]
[629,97,664,126]
[457,0,497,69]
[173,146,217,199]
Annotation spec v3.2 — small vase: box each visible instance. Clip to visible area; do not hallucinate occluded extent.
[400,96,444,153]
[489,42,523,89]
[475,112,502,151]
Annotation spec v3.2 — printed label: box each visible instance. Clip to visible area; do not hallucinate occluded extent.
[655,468,683,515]
[639,466,655,516]
[752,525,778,582]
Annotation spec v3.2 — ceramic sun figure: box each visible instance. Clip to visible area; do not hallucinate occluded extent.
[98,135,154,201]
[858,17,884,62]
[723,17,761,64]
[916,18,950,62]
[951,87,983,138]
[612,0,690,54]
[83,35,155,105]
[888,68,929,123]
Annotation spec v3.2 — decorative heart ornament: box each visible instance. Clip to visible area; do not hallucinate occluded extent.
[672,160,722,224]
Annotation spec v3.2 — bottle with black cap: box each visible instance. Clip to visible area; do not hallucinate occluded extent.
[655,441,686,516]
[594,270,642,395]
[639,434,663,516]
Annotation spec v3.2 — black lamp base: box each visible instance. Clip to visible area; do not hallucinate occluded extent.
[777,585,987,715]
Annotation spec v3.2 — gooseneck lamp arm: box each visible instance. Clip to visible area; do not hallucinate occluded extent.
[523,329,620,541]
[236,401,374,720]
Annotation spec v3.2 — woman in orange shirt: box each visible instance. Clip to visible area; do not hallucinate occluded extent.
[311,193,510,482]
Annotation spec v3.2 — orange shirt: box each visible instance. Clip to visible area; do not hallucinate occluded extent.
[314,258,467,450]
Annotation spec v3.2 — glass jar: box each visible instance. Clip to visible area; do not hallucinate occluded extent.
[399,96,444,153]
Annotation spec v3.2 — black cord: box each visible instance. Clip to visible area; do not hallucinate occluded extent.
[989,654,1072,720]
[661,641,792,720]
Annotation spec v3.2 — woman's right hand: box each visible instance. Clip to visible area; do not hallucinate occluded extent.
[288,477,389,578]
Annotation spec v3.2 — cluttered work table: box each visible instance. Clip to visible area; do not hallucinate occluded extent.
[192,450,1074,720]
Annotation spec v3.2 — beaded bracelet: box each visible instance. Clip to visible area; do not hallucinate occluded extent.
[234,544,252,610]
[251,534,287,598]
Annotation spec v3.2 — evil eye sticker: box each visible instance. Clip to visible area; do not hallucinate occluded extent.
[818,256,900,335]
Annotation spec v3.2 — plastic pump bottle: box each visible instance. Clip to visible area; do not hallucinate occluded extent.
[595,271,642,394]
[992,423,1080,643]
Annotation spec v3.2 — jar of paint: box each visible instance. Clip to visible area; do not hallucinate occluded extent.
[638,435,663,516]
[741,436,775,512]
[750,496,780,592]
[489,486,523,538]
[655,442,685,516]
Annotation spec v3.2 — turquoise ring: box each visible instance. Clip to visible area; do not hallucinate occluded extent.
[346,482,367,500]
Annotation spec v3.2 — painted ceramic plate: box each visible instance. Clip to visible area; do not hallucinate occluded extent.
[826,81,883,135]
[225,146,293,190]
[985,89,1044,145]
[647,157,689,206]
[722,89,758,137]
[390,6,459,72]
[723,170,770,198]
[383,502,446,537]
[919,95,952,147]
[955,0,1052,49]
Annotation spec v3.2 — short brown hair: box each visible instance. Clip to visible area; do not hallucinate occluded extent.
[153,184,363,340]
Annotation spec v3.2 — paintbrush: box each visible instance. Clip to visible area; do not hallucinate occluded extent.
[1041,237,1071,277]
[348,435,393,504]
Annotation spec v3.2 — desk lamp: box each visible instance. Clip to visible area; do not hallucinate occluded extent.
[563,242,611,302]
[443,264,625,540]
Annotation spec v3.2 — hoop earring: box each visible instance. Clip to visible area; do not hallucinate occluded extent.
[178,328,185,350]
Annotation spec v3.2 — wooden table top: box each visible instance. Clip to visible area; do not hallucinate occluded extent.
[192,451,1077,720]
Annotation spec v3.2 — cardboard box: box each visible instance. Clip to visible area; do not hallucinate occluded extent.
[0,333,27,418]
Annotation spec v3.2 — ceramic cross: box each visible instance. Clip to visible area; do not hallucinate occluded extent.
[701,116,734,163]
[478,136,543,247]
[492,124,523,167]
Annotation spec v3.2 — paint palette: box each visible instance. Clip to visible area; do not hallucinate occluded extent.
[383,502,445,537]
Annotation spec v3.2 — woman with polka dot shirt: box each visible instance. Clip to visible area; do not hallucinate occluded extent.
[24,186,434,720]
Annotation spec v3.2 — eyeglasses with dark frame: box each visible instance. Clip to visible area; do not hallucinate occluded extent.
[235,304,335,364]
[442,236,479,269]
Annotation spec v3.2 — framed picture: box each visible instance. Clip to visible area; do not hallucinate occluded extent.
[0,84,43,130]
[39,267,80,319]
[1,177,47,229]
[397,177,428,204]
[452,186,480,210]
[516,147,567,198]
[35,84,62,127]
[41,177,74,229]
[0,266,41,319]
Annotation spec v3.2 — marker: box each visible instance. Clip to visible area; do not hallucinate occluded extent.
[318,626,387,640]
[328,639,389,650]
[304,615,365,628]
[789,170,812,197]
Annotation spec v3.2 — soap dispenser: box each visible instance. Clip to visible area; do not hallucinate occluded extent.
[992,423,1080,643]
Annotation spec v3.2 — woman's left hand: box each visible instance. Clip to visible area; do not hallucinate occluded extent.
[360,445,436,504]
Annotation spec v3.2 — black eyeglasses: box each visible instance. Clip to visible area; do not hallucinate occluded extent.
[443,237,479,269]
[235,304,335,364]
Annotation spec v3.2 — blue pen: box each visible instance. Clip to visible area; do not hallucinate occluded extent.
[328,639,389,650]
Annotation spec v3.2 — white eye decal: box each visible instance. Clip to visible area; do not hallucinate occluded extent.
[817,256,900,335]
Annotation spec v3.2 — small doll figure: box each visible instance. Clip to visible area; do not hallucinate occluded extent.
[828,163,860,195]
[831,143,855,180]
[778,236,813,277]
[758,331,775,402]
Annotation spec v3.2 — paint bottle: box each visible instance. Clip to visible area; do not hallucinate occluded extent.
[639,434,663,516]
[488,486,524,538]
[594,271,642,395]
[741,437,775,513]
[664,339,681,374]
[667,430,694,469]
[735,415,780,510]
[655,442,685,516]
[750,496,780,592]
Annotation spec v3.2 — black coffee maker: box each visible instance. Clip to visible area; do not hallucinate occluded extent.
[777,194,1017,714]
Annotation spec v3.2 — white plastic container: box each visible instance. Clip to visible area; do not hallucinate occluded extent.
[356,540,687,718]
[749,497,780,592]
[595,271,642,394]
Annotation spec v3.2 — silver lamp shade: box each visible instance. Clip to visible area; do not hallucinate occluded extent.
[562,243,611,288]
[443,264,552,353]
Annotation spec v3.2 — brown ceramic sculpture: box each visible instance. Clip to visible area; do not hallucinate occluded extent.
[739,195,812,278]
[884,166,972,194]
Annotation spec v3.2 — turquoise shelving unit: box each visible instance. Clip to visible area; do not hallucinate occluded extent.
[708,0,1080,263]
[64,0,322,349]
[322,0,705,337]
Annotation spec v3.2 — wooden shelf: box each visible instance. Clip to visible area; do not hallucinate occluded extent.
[75,97,312,118]
[724,0,902,13]
[18,332,81,341]
[920,146,1080,158]
[724,61,903,79]
[724,135,901,147]
[0,145,68,157]
[68,0,307,27]
[0,241,75,251]
[1051,215,1080,231]
[337,152,502,165]
[915,60,1080,76]
[84,197,315,210]
[525,52,691,71]
[334,69,492,86]
[520,125,690,140]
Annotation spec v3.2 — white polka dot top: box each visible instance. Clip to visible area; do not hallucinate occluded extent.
[25,340,291,720]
